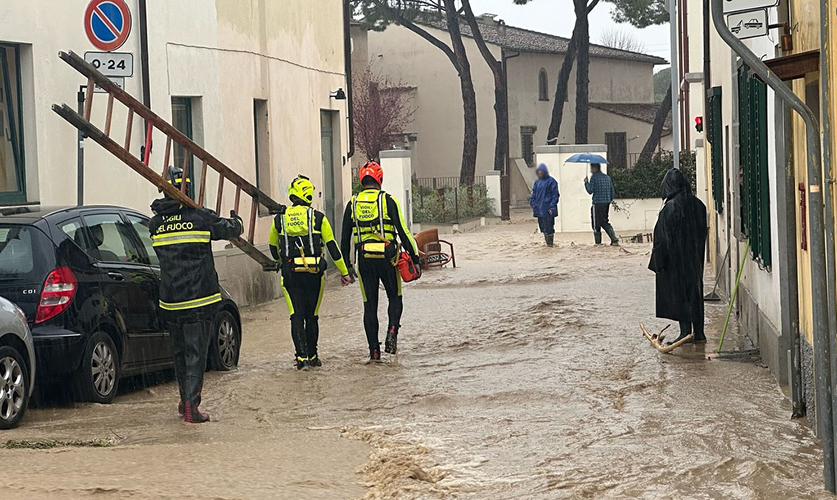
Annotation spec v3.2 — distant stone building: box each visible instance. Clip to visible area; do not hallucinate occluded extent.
[352,14,666,205]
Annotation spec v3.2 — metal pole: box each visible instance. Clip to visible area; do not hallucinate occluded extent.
[669,0,680,169]
[77,86,85,206]
[820,0,837,483]
[709,0,833,491]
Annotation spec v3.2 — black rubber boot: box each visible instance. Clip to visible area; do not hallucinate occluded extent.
[369,345,382,362]
[605,226,619,246]
[594,232,603,245]
[308,354,322,367]
[385,326,399,354]
[295,356,309,370]
[545,234,555,247]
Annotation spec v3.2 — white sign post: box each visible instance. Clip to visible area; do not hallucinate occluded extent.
[723,0,778,14]
[727,9,769,40]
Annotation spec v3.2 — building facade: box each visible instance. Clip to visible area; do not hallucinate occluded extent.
[0,0,352,305]
[355,15,665,205]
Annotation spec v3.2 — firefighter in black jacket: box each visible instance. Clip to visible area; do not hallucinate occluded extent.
[341,161,420,361]
[149,166,244,423]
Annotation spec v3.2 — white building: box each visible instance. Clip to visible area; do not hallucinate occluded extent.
[0,0,352,305]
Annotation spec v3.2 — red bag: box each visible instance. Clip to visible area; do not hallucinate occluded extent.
[397,251,422,282]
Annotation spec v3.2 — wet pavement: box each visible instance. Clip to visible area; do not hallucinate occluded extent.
[4,214,831,499]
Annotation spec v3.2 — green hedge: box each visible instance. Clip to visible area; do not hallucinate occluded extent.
[412,183,494,223]
[610,151,697,199]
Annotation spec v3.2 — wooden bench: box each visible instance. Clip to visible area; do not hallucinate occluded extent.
[414,228,456,269]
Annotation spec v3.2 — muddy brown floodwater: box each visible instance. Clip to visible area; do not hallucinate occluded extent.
[4,213,832,499]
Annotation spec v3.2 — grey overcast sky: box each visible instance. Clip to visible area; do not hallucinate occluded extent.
[468,0,672,64]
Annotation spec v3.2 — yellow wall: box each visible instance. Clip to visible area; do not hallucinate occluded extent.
[793,0,822,344]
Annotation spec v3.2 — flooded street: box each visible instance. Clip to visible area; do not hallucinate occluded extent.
[4,214,831,499]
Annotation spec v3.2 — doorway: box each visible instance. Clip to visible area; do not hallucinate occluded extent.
[320,111,339,234]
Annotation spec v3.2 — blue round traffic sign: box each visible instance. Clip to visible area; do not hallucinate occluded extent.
[84,0,132,52]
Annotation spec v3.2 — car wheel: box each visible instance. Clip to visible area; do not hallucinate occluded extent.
[0,346,29,430]
[75,332,120,403]
[210,310,240,371]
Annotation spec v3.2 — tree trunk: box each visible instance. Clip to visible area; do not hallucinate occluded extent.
[640,85,672,163]
[462,0,507,174]
[574,0,590,144]
[547,21,581,144]
[443,0,478,185]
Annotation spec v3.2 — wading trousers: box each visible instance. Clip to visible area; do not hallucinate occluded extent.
[165,304,216,408]
[358,256,402,351]
[281,272,325,360]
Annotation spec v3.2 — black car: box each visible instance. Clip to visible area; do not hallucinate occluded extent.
[0,205,242,403]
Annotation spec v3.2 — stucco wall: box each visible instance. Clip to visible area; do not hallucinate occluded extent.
[587,108,666,155]
[0,0,350,305]
[366,22,660,181]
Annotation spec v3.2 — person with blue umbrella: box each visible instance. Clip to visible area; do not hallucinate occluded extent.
[583,160,619,246]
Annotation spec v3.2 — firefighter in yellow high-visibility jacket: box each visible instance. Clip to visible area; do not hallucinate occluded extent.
[269,175,353,369]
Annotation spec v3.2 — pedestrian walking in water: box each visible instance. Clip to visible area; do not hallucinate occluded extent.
[648,168,708,344]
[269,175,353,370]
[530,163,560,247]
[149,166,244,423]
[341,161,420,362]
[584,163,619,245]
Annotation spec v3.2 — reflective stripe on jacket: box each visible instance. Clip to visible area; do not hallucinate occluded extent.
[149,197,243,310]
[340,189,419,267]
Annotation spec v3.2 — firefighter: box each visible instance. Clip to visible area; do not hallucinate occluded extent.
[269,175,353,370]
[341,161,420,361]
[149,166,244,423]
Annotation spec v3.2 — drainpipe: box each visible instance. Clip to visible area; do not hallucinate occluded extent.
[343,0,355,160]
[501,49,519,221]
[709,0,834,491]
[776,0,803,419]
[669,0,680,168]
[138,0,151,110]
[821,0,837,485]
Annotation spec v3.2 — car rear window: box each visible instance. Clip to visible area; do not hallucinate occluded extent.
[0,225,55,282]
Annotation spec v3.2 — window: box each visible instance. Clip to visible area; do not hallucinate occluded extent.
[738,66,771,268]
[0,226,33,274]
[83,214,140,263]
[0,45,25,204]
[58,218,92,252]
[521,126,537,167]
[707,86,724,213]
[605,132,627,170]
[125,214,159,266]
[538,68,549,101]
[172,97,196,199]
[254,99,271,215]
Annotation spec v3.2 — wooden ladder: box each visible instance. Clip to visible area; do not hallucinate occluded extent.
[51,50,283,268]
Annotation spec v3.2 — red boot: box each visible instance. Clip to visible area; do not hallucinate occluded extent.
[183,402,211,423]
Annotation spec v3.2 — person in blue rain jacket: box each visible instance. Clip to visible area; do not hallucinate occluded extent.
[530,163,560,247]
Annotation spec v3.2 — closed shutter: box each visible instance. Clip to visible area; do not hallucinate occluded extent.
[707,86,724,213]
[738,65,771,268]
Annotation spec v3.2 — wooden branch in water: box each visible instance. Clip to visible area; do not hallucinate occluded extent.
[641,323,693,354]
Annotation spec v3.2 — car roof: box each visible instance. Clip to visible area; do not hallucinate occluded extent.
[0,205,149,223]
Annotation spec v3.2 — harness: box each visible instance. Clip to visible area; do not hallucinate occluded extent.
[280,207,321,273]
[353,191,399,263]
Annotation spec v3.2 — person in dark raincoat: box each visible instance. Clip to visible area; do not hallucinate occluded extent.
[648,168,708,344]
[530,163,560,247]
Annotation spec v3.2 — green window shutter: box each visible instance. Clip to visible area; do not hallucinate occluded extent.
[737,64,771,269]
[708,86,724,212]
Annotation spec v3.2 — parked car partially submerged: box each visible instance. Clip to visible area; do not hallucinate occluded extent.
[0,205,242,404]
[0,296,35,429]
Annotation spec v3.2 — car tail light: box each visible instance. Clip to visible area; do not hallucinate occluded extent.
[35,266,77,324]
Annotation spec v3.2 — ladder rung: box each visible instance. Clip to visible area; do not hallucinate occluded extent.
[162,137,171,178]
[124,109,134,151]
[180,151,189,194]
[198,161,208,206]
[143,121,153,166]
[248,196,257,243]
[83,78,94,120]
[234,186,241,215]
[104,94,114,136]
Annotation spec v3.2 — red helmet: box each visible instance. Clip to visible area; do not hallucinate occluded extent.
[359,161,384,185]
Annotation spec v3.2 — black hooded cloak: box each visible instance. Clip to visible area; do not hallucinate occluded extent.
[648,168,708,323]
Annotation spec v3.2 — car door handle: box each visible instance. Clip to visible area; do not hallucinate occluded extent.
[108,272,125,282]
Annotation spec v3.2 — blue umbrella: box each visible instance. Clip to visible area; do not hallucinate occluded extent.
[565,153,608,164]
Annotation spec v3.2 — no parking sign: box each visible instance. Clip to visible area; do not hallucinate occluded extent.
[84,0,132,52]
